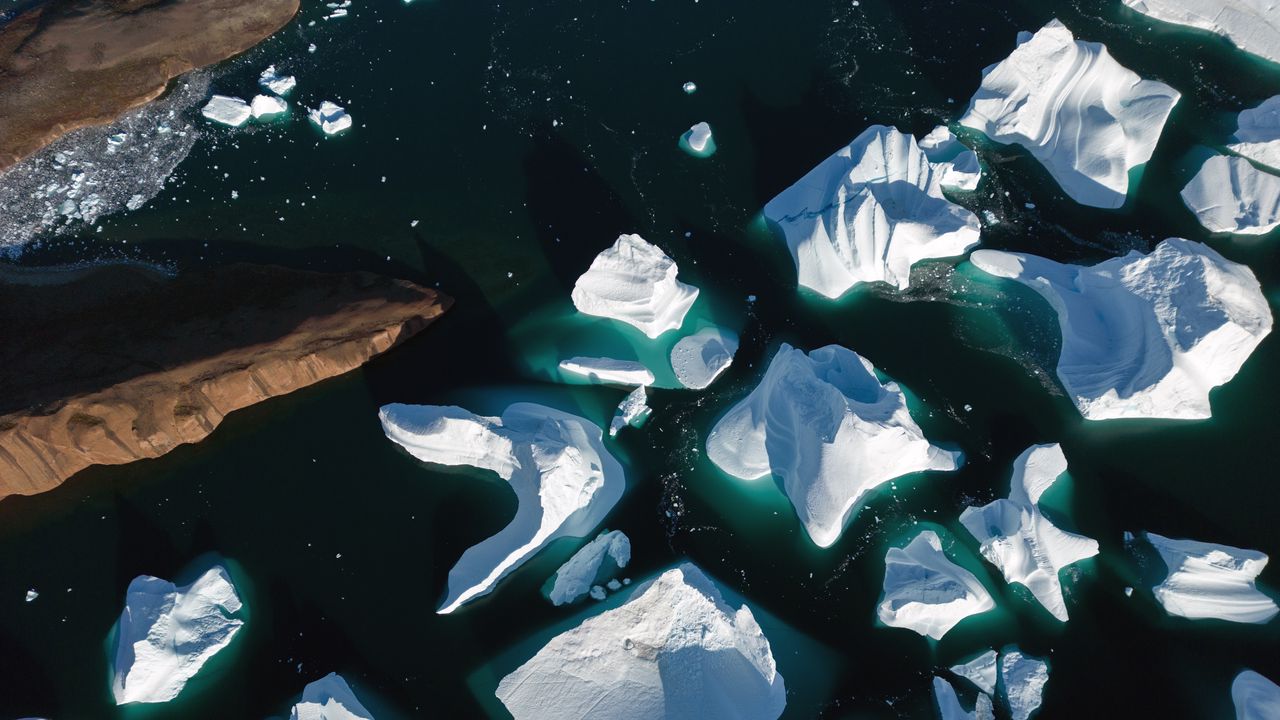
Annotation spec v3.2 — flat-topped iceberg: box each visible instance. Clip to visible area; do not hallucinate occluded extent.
[111,566,244,704]
[1234,670,1280,719]
[379,402,625,614]
[558,357,655,386]
[251,94,288,119]
[201,95,252,127]
[878,530,994,640]
[959,444,1097,621]
[959,20,1180,209]
[309,101,353,135]
[1001,649,1049,720]
[1145,532,1278,623]
[670,326,739,390]
[496,563,786,720]
[1122,0,1280,65]
[259,65,297,96]
[950,649,999,695]
[1181,154,1280,235]
[571,234,700,338]
[680,121,716,157]
[933,677,994,720]
[610,386,651,437]
[290,673,374,720]
[706,343,961,548]
[763,124,982,299]
[1229,96,1280,170]
[547,530,631,606]
[969,238,1272,420]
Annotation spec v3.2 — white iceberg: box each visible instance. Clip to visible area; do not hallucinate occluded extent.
[547,530,631,606]
[763,124,982,299]
[969,238,1272,420]
[1145,532,1279,623]
[670,326,739,390]
[1181,154,1280,235]
[309,101,353,135]
[959,20,1180,209]
[1122,0,1280,65]
[706,343,962,548]
[1228,96,1280,170]
[558,357,655,386]
[959,444,1098,621]
[950,649,999,695]
[571,234,700,339]
[933,677,994,720]
[111,566,244,704]
[379,402,625,614]
[1001,649,1048,720]
[250,95,288,119]
[201,95,252,127]
[496,563,787,720]
[878,530,995,640]
[680,121,716,157]
[290,673,374,720]
[610,386,651,437]
[1234,670,1280,720]
[259,65,297,96]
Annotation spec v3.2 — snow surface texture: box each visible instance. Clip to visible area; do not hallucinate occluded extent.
[762,124,982,299]
[1001,650,1049,720]
[969,238,1272,420]
[309,101,353,135]
[1146,532,1279,623]
[706,343,961,548]
[933,677,994,720]
[877,530,995,640]
[559,357,656,386]
[670,327,739,390]
[959,444,1098,621]
[610,386,651,437]
[201,95,252,127]
[951,650,999,695]
[1123,0,1280,65]
[379,402,625,614]
[111,566,244,705]
[571,234,700,338]
[1229,96,1280,170]
[496,563,787,720]
[959,20,1180,209]
[1234,670,1280,720]
[290,673,374,720]
[1181,154,1280,235]
[259,65,297,96]
[547,530,631,605]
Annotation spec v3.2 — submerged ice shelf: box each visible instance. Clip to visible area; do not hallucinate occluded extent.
[290,673,374,720]
[1145,532,1278,624]
[547,530,631,606]
[878,530,994,640]
[1181,154,1280,235]
[571,234,700,338]
[1122,0,1280,65]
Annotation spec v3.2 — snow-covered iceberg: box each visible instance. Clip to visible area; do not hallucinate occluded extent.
[111,566,244,704]
[547,530,631,606]
[969,238,1272,420]
[259,65,297,96]
[878,530,994,640]
[762,124,982,299]
[379,403,625,614]
[571,234,700,338]
[1122,0,1280,65]
[558,357,655,386]
[1181,154,1280,235]
[670,326,739,390]
[933,677,994,720]
[250,95,288,119]
[610,386,651,437]
[496,563,786,720]
[959,20,1180,209]
[1228,96,1280,170]
[959,444,1097,621]
[680,121,716,157]
[1234,670,1280,720]
[290,673,374,720]
[1001,649,1048,720]
[1145,532,1278,623]
[201,95,252,127]
[951,649,999,695]
[309,101,353,135]
[706,344,962,548]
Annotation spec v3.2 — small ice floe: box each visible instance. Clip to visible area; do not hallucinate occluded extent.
[609,386,651,437]
[670,326,738,390]
[558,357,655,386]
[547,530,631,605]
[201,95,252,127]
[683,81,698,94]
[308,101,353,135]
[258,65,297,96]
[680,121,716,157]
[24,589,38,603]
[250,95,288,119]
[950,649,998,695]
[325,1,351,20]
[289,673,373,720]
[877,530,995,640]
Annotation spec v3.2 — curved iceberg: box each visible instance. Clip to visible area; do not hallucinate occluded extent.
[496,563,786,720]
[559,357,656,386]
[1229,96,1280,171]
[670,326,739,390]
[571,234,700,339]
[950,649,999,695]
[290,673,374,720]
[1122,0,1280,65]
[1001,649,1049,720]
[959,20,1180,209]
[763,125,982,299]
[878,530,994,640]
[112,566,244,705]
[706,344,961,548]
[1234,670,1280,720]
[547,530,631,606]
[969,238,1272,420]
[379,402,625,614]
[1181,154,1280,235]
[1145,532,1279,623]
[933,677,995,720]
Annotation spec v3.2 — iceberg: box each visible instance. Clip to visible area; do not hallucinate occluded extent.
[250,95,288,119]
[1145,532,1278,623]
[379,403,625,614]
[670,326,739,390]
[496,563,787,720]
[969,238,1272,420]
[201,95,252,127]
[1228,96,1280,171]
[959,444,1098,621]
[1001,649,1048,720]
[950,649,999,695]
[558,357,655,386]
[933,677,994,720]
[290,673,374,720]
[1234,670,1280,720]
[111,566,244,705]
[547,530,631,606]
[571,234,700,338]
[610,386,651,437]
[959,20,1180,209]
[309,101,353,135]
[706,344,961,548]
[1122,0,1280,65]
[680,121,716,157]
[919,125,984,191]
[1180,154,1280,235]
[763,125,982,298]
[259,65,297,96]
[877,530,995,640]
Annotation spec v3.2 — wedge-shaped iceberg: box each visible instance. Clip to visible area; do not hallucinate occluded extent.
[1145,532,1279,623]
[571,234,700,338]
[933,677,994,720]
[259,65,297,96]
[496,563,786,720]
[878,530,995,640]
[959,20,1180,209]
[610,386,651,437]
[1229,96,1280,170]
[959,444,1097,621]
[309,101,353,135]
[706,344,961,548]
[379,403,625,614]
[1234,670,1280,720]
[670,326,739,390]
[559,357,655,386]
[547,530,631,606]
[112,566,244,704]
[1181,155,1280,235]
[1001,649,1048,720]
[763,125,982,299]
[251,95,288,119]
[201,95,252,127]
[1122,0,1280,65]
[290,673,374,720]
[969,238,1272,420]
[950,649,999,695]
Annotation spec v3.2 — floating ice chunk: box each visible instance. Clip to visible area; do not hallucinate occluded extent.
[309,101,353,135]
[259,65,297,96]
[959,20,1180,208]
[950,649,999,695]
[1234,670,1280,720]
[558,357,655,386]
[610,386,651,437]
[1001,649,1048,720]
[680,121,716,157]
[571,234,700,339]
[683,81,698,94]
[918,125,983,191]
[547,530,631,606]
[1229,96,1280,171]
[933,677,994,720]
[969,238,1272,420]
[878,530,994,640]
[706,344,961,548]
[201,95,252,127]
[111,566,244,704]
[1122,0,1280,65]
[24,589,37,602]
[250,94,289,119]
[379,403,624,614]
[606,579,622,591]
[326,8,348,19]
[1181,155,1280,235]
[1144,532,1278,623]
[670,326,739,390]
[290,673,374,720]
[496,563,787,720]
[763,125,982,299]
[959,444,1097,621]
[589,585,606,600]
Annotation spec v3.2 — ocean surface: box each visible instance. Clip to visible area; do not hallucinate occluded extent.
[1,0,1279,717]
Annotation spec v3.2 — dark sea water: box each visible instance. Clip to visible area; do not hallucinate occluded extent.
[2,0,1279,717]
